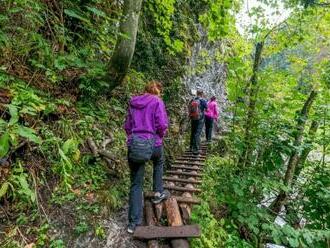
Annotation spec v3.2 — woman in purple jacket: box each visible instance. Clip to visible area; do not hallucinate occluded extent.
[124,81,169,233]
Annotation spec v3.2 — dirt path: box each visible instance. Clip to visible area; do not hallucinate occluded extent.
[74,205,146,248]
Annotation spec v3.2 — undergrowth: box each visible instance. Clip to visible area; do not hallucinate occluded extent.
[191,139,330,248]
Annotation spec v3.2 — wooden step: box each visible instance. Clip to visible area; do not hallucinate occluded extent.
[176,156,206,161]
[163,177,202,184]
[177,157,205,161]
[171,165,203,171]
[164,185,202,193]
[133,225,201,239]
[181,155,206,159]
[176,160,205,164]
[144,192,201,204]
[174,161,204,166]
[166,170,203,177]
[184,153,207,156]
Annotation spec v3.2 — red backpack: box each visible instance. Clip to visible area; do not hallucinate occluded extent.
[189,98,202,120]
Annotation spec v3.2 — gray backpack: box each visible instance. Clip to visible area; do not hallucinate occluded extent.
[128,107,155,163]
[128,135,155,163]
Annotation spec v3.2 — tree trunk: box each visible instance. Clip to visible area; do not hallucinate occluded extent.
[270,90,318,216]
[238,41,264,167]
[107,0,143,92]
[295,120,319,177]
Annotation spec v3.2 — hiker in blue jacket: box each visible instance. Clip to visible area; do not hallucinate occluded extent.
[188,90,207,155]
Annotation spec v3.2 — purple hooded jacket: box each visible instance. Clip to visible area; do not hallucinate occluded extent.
[124,94,169,147]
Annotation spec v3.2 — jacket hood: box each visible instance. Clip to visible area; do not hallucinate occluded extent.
[130,94,158,109]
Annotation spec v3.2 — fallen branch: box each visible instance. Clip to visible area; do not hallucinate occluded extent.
[87,137,118,170]
[101,138,113,150]
[87,137,98,156]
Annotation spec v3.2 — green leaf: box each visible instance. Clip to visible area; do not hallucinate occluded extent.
[0,118,7,128]
[0,182,9,198]
[17,174,36,203]
[8,105,19,125]
[59,148,72,167]
[17,126,41,144]
[288,237,299,247]
[62,138,78,154]
[0,132,10,157]
[64,9,91,24]
[86,6,107,18]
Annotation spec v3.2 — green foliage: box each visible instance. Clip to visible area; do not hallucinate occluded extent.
[0,162,35,204]
[191,202,228,247]
[0,84,44,157]
[1,0,329,247]
[55,138,80,190]
[146,0,184,54]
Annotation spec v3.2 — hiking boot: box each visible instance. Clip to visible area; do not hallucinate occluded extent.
[192,150,200,155]
[152,190,170,204]
[127,223,136,234]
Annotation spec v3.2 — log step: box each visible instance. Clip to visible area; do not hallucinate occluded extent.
[175,158,205,162]
[133,225,201,239]
[181,155,206,159]
[166,170,203,177]
[173,162,204,166]
[171,165,203,171]
[185,149,207,152]
[184,151,207,155]
[163,177,202,184]
[164,185,202,193]
[144,192,201,204]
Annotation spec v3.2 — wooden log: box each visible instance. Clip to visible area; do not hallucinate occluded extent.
[181,155,206,158]
[101,138,113,149]
[166,171,203,177]
[171,165,203,171]
[175,158,205,162]
[133,225,200,239]
[164,185,201,193]
[179,181,195,224]
[173,161,204,166]
[185,149,206,152]
[144,192,201,204]
[99,150,117,161]
[145,200,160,248]
[163,177,202,185]
[155,182,176,222]
[87,137,98,156]
[164,197,189,248]
[180,192,192,224]
[154,202,164,222]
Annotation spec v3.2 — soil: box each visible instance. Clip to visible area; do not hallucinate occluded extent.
[73,205,146,248]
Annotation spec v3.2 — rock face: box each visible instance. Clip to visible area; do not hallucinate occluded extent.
[184,25,229,130]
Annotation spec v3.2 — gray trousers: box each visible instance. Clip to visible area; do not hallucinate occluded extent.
[190,118,204,152]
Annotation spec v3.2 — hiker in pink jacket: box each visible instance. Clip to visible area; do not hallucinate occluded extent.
[204,96,219,142]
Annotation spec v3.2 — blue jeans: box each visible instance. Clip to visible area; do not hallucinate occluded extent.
[128,146,164,226]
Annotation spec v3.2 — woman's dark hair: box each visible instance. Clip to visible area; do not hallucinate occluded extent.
[211,96,216,101]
